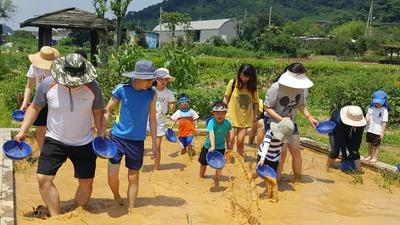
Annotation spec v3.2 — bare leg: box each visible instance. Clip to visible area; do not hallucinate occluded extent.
[236,128,247,157]
[199,165,207,178]
[256,119,265,148]
[181,146,187,155]
[154,136,162,170]
[371,145,380,162]
[37,174,60,216]
[188,145,195,156]
[108,164,122,205]
[364,143,373,161]
[214,169,221,186]
[127,170,139,211]
[35,126,46,151]
[74,178,93,207]
[326,157,335,171]
[248,122,258,145]
[287,135,302,180]
[277,145,288,180]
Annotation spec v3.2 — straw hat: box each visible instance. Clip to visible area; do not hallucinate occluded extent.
[270,118,295,144]
[28,46,60,70]
[155,68,176,81]
[50,53,97,86]
[278,70,313,89]
[340,106,366,127]
[122,60,156,79]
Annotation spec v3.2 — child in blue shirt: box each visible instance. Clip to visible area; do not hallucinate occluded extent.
[101,60,157,211]
[198,101,234,186]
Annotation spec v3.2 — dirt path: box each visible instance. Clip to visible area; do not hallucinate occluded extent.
[14,137,400,225]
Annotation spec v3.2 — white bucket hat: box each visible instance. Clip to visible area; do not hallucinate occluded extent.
[278,70,313,89]
[155,68,176,81]
[340,106,367,127]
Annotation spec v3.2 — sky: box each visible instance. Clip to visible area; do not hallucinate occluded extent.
[3,0,163,30]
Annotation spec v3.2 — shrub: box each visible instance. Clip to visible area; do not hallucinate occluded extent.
[161,47,199,91]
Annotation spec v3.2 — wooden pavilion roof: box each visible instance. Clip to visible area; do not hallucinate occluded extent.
[20,7,115,30]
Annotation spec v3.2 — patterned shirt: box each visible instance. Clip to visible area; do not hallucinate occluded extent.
[258,129,284,162]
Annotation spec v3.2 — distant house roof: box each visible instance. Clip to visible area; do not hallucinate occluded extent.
[20,7,115,30]
[153,18,234,32]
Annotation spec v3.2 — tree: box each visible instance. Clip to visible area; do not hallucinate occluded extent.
[0,0,15,21]
[161,11,191,42]
[93,0,108,19]
[110,0,133,52]
[331,21,365,40]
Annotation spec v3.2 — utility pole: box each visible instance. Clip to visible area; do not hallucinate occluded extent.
[365,0,374,37]
[244,8,247,20]
[159,6,162,48]
[268,6,272,27]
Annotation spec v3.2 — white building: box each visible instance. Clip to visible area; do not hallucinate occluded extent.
[153,18,237,44]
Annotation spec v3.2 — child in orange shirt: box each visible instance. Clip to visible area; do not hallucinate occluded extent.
[170,95,199,156]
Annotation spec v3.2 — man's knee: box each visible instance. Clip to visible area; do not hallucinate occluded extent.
[37,174,55,191]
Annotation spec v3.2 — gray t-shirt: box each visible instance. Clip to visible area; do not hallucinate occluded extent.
[33,76,104,146]
[264,82,305,122]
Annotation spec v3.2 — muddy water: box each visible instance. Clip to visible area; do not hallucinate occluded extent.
[15,137,400,225]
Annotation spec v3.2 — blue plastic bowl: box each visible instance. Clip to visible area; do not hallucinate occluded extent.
[205,116,214,126]
[341,160,357,172]
[92,137,117,159]
[165,128,177,143]
[2,140,32,160]
[256,164,277,179]
[396,163,400,171]
[315,121,336,134]
[11,110,25,122]
[206,151,226,169]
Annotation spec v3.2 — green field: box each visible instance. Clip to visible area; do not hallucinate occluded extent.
[1,37,399,165]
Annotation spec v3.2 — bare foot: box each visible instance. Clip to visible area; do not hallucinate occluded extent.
[180,149,187,155]
[129,207,134,214]
[370,158,378,163]
[114,195,123,207]
[363,156,372,161]
[32,205,49,219]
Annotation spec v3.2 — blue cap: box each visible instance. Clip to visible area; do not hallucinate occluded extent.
[178,97,190,104]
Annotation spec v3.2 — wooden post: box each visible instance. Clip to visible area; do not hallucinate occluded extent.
[90,30,98,66]
[38,26,52,50]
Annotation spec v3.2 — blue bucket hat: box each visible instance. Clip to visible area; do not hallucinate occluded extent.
[370,90,388,109]
[122,60,156,79]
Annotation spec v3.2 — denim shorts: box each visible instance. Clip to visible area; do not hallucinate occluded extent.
[109,135,144,171]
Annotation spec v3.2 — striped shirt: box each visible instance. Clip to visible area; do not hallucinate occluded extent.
[258,129,284,162]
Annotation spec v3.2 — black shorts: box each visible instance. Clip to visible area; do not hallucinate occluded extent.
[257,155,279,172]
[37,137,97,179]
[33,105,48,126]
[198,146,225,166]
[366,132,381,147]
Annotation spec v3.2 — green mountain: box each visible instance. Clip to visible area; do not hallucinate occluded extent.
[126,0,400,30]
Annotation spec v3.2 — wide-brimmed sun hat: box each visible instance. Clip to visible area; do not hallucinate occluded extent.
[340,106,367,127]
[371,90,388,106]
[122,60,156,79]
[28,46,60,70]
[155,68,176,81]
[278,70,313,89]
[270,118,295,144]
[50,53,97,86]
